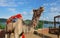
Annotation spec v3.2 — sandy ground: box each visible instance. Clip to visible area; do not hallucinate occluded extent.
[37,28,60,38]
[25,32,41,38]
[25,28,60,38]
[0,29,60,38]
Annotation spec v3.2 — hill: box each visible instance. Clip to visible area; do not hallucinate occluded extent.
[0,18,7,22]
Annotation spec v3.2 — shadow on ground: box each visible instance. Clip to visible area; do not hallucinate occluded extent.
[34,31,52,38]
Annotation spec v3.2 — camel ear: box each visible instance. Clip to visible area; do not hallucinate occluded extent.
[33,10,37,12]
[40,7,44,9]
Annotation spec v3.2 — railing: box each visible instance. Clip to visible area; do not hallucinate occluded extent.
[49,27,60,38]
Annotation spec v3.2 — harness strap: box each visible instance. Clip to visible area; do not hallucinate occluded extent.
[19,32,24,37]
[19,32,25,38]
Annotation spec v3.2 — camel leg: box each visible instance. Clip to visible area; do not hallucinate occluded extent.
[14,34,19,38]
[14,30,19,38]
[14,29,23,38]
[5,33,10,38]
[19,36,22,38]
[5,33,8,38]
[10,33,14,38]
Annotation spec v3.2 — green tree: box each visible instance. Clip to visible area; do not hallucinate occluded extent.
[35,21,43,30]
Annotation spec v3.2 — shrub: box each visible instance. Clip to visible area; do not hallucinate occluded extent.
[0,23,5,29]
[35,21,43,30]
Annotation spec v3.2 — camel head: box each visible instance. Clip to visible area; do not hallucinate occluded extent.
[33,7,44,17]
[33,7,44,13]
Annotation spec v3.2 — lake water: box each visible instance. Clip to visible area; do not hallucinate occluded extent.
[0,22,60,28]
[43,23,60,28]
[0,22,6,25]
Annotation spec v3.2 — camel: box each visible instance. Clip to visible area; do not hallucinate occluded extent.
[5,7,44,38]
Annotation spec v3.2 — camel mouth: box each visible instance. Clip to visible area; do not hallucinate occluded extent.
[39,7,44,12]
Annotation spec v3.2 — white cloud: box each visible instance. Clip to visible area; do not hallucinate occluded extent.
[8,8,28,15]
[50,7,58,12]
[0,0,28,7]
[8,8,21,15]
[30,11,33,15]
[16,11,28,15]
[0,16,9,19]
[18,2,25,5]
[40,16,49,21]
[40,9,60,21]
[50,3,57,6]
[17,1,29,5]
[46,13,60,21]
[0,0,17,7]
[42,2,57,7]
[22,11,27,15]
[41,2,60,21]
[8,8,16,12]
[50,7,60,13]
[43,3,48,6]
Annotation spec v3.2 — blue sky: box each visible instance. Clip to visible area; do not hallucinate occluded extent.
[0,0,60,21]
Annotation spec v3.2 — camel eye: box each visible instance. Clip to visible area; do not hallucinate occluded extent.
[12,18,17,23]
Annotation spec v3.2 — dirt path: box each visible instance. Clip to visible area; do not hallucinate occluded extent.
[25,32,41,38]
[0,29,60,38]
